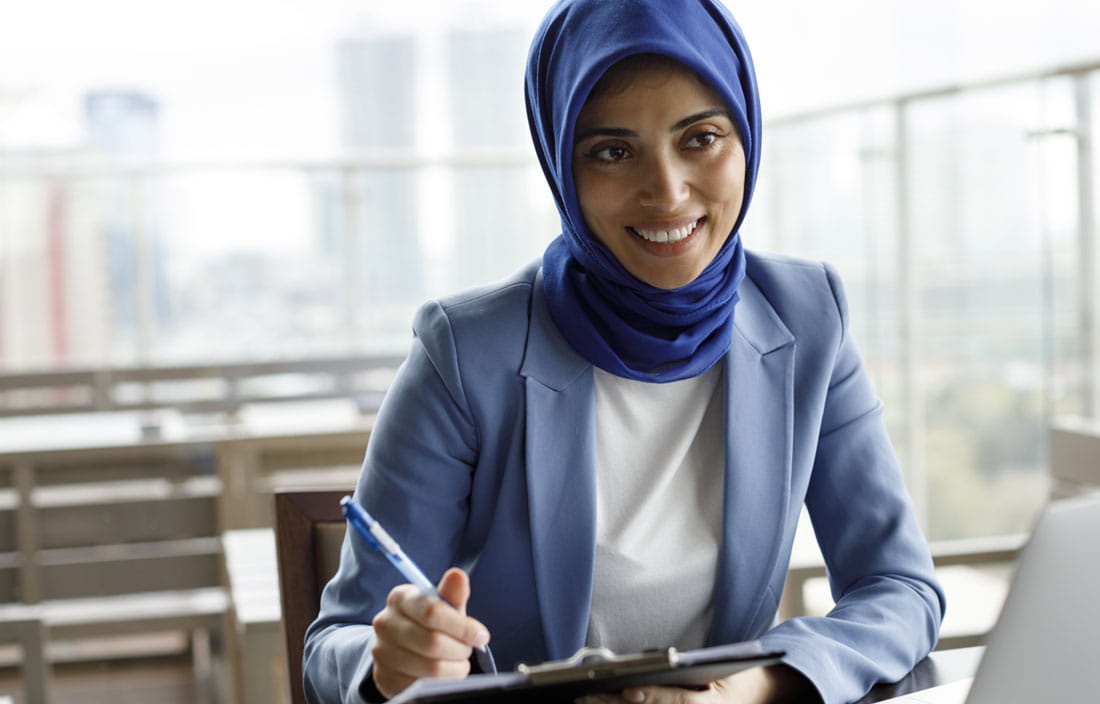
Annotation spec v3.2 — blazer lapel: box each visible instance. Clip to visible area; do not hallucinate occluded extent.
[520,270,597,660]
[709,274,796,644]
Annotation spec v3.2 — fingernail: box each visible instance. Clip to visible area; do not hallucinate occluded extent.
[473,628,490,648]
[624,689,646,703]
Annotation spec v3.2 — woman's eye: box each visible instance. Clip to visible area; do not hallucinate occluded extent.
[588,144,631,162]
[685,131,720,149]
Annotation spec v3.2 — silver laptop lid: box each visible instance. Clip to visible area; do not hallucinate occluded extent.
[966,493,1100,703]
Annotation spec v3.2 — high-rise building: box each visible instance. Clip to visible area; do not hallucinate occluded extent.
[83,90,169,363]
[0,159,82,368]
[443,26,537,291]
[84,91,159,155]
[336,35,423,316]
[0,90,164,368]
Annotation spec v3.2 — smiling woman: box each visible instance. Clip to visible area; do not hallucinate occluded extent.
[303,2,944,704]
[572,55,747,290]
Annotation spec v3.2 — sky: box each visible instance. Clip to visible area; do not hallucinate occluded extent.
[2,0,1099,157]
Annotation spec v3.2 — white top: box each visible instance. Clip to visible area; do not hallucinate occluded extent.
[586,363,725,652]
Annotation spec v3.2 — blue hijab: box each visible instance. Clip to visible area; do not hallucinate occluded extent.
[526,0,761,382]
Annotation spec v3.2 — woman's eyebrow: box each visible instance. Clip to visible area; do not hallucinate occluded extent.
[574,126,636,144]
[574,108,732,145]
[671,108,731,131]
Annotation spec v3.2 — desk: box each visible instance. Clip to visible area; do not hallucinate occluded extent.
[222,528,287,704]
[856,647,983,703]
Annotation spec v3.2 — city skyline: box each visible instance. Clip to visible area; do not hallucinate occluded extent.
[0,21,561,369]
[5,0,1100,158]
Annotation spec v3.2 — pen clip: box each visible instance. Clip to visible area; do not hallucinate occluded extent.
[340,496,383,552]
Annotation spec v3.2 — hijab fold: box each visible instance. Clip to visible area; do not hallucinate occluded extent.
[526,0,762,382]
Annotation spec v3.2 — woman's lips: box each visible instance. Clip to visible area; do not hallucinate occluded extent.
[628,217,703,244]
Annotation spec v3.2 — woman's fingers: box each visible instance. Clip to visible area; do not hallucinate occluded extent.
[374,592,477,660]
[575,682,720,704]
[372,643,471,699]
[433,568,492,647]
[372,592,474,698]
[371,569,492,698]
[386,575,490,649]
[371,635,472,690]
[574,689,692,704]
[574,666,785,704]
[575,689,709,704]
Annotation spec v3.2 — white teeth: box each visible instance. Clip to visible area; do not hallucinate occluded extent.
[632,219,699,244]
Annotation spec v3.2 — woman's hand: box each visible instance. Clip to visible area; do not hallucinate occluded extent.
[370,567,492,699]
[575,664,818,704]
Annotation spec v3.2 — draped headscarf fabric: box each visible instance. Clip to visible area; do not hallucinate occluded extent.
[527,0,762,382]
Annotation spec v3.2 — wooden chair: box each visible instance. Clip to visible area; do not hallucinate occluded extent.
[273,489,350,704]
[0,441,228,704]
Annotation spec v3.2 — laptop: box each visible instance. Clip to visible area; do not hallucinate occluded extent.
[881,493,1100,703]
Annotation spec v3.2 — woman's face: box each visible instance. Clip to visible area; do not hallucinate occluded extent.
[572,61,746,290]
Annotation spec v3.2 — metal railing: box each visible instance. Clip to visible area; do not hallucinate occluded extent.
[0,354,405,418]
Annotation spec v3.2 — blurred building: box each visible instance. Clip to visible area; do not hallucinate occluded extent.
[443,26,536,291]
[0,89,165,369]
[84,90,170,362]
[336,35,423,311]
[0,153,84,368]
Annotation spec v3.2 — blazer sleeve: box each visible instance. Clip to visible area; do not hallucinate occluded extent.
[757,263,946,704]
[301,300,480,704]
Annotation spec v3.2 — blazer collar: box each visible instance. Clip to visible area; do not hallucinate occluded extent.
[731,273,795,355]
[519,268,591,390]
[519,269,794,385]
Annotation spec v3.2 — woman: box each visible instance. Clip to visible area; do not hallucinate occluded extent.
[304,1,945,702]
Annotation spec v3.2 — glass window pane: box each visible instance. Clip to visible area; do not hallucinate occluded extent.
[907,80,1075,539]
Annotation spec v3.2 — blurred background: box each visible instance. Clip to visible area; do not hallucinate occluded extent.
[1,0,1099,700]
[4,0,1097,539]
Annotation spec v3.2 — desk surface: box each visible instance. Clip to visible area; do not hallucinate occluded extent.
[222,528,282,623]
[856,647,983,703]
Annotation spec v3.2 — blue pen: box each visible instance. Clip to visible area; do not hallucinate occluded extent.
[340,496,497,674]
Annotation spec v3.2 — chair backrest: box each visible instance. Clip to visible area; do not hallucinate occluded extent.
[274,489,349,704]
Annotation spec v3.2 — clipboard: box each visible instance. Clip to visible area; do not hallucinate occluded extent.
[387,640,785,703]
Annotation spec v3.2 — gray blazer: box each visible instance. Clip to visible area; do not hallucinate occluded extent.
[304,251,945,704]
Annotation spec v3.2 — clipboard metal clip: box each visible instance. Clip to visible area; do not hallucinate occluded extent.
[517,646,681,685]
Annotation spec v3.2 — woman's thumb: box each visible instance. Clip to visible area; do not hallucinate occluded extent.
[437,566,471,614]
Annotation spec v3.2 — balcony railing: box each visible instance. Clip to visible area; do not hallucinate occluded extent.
[0,354,404,419]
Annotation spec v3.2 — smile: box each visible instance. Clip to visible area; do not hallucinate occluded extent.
[629,218,702,244]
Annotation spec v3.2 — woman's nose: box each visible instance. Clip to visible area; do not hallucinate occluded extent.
[638,154,689,209]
